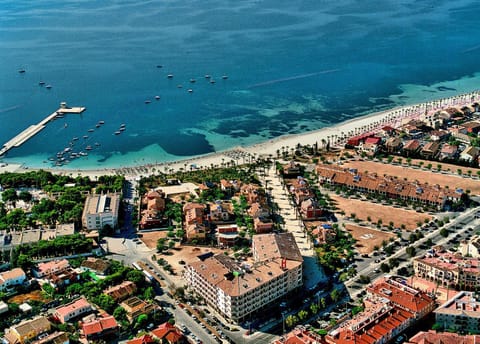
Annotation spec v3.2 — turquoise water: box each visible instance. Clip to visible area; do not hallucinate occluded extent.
[1,0,480,169]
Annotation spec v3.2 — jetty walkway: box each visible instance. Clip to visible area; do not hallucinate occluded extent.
[0,102,85,157]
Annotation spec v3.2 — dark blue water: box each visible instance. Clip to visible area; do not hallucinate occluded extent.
[1,0,480,168]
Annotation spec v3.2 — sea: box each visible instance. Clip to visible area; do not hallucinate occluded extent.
[1,0,480,170]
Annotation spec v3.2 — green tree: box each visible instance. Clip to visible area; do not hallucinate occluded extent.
[330,288,341,303]
[298,310,309,321]
[440,228,449,237]
[310,303,319,315]
[406,246,416,257]
[285,315,298,328]
[380,263,390,273]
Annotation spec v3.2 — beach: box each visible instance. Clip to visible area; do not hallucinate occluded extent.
[3,90,478,180]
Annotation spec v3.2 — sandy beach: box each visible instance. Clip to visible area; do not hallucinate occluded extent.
[2,90,479,180]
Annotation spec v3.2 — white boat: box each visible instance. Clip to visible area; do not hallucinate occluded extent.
[155,95,160,100]
[167,74,173,78]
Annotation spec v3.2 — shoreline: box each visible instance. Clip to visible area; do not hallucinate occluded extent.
[3,90,480,179]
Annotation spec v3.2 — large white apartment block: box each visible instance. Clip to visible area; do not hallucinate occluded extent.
[82,193,120,230]
[184,232,303,323]
[435,291,480,332]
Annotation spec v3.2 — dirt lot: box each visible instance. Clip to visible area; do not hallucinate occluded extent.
[331,195,432,230]
[342,160,480,195]
[8,290,48,304]
[141,231,169,250]
[344,224,396,254]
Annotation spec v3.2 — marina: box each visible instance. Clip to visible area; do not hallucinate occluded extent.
[0,102,85,157]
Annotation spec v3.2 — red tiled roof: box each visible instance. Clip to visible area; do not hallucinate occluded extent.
[127,334,155,344]
[151,322,184,343]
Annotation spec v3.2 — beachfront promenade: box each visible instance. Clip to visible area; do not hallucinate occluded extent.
[0,102,85,157]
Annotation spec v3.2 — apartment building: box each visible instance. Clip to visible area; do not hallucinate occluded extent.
[407,330,479,344]
[82,192,120,230]
[32,259,70,278]
[317,164,462,209]
[326,277,434,344]
[413,250,480,289]
[103,281,137,302]
[434,291,480,332]
[184,232,303,323]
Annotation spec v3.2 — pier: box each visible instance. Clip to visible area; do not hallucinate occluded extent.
[0,102,85,157]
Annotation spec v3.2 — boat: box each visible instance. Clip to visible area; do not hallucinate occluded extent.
[48,157,55,161]
[156,65,163,68]
[177,84,183,88]
[145,100,151,104]
[120,123,125,127]
[222,75,228,80]
[88,129,95,132]
[73,137,79,141]
[188,89,193,93]
[83,135,88,139]
[98,120,105,125]
[114,131,121,135]
[210,80,216,84]
[119,127,125,132]
[96,124,101,128]
[45,85,52,89]
[86,146,92,151]
[190,79,196,83]
[64,147,71,153]
[64,123,68,128]
[95,142,100,146]
[167,74,173,79]
[39,81,45,86]
[18,69,26,73]
[205,75,211,79]
[79,151,87,156]
[155,95,160,100]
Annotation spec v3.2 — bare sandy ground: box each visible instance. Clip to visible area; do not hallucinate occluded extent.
[331,195,432,230]
[344,224,396,254]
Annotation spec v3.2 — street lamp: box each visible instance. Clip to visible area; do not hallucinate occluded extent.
[281,311,286,334]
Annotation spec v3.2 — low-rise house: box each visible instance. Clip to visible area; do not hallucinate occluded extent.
[46,267,79,289]
[4,316,51,344]
[183,202,207,242]
[381,125,395,136]
[402,124,424,138]
[33,259,70,279]
[402,139,421,156]
[462,121,480,134]
[247,202,269,219]
[272,327,323,344]
[151,322,186,343]
[421,141,440,159]
[283,161,301,176]
[126,334,155,344]
[385,136,402,153]
[81,315,118,341]
[185,223,207,242]
[299,198,323,220]
[103,281,137,302]
[54,297,93,323]
[80,257,111,276]
[140,190,166,229]
[240,184,263,204]
[216,224,239,247]
[0,301,8,314]
[253,217,274,234]
[430,129,450,141]
[460,146,479,163]
[0,268,26,291]
[120,297,156,323]
[440,144,458,160]
[30,331,69,344]
[208,202,231,223]
[407,330,479,344]
[220,179,240,195]
[312,224,336,245]
[434,291,480,333]
[459,235,480,258]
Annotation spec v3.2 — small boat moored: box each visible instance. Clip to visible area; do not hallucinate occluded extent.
[167,74,173,79]
[155,95,160,100]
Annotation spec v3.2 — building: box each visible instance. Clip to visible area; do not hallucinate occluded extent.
[140,190,166,229]
[120,297,156,322]
[151,322,186,343]
[460,146,479,163]
[216,224,239,247]
[30,331,69,344]
[184,232,303,323]
[103,281,137,302]
[421,141,440,159]
[54,297,93,323]
[208,201,232,223]
[385,137,402,153]
[413,250,480,289]
[299,198,324,220]
[312,224,336,245]
[4,316,51,344]
[282,161,301,176]
[126,335,155,344]
[0,301,9,314]
[326,277,434,344]
[272,326,323,344]
[82,192,120,230]
[81,315,118,341]
[462,121,480,134]
[45,267,79,290]
[32,260,69,278]
[316,164,462,209]
[459,235,480,258]
[440,144,458,160]
[253,217,274,234]
[0,268,26,291]
[183,202,207,242]
[402,139,421,155]
[80,257,111,276]
[435,291,480,332]
[407,330,479,344]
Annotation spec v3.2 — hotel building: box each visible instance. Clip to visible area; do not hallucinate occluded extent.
[82,193,120,230]
[184,232,303,323]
